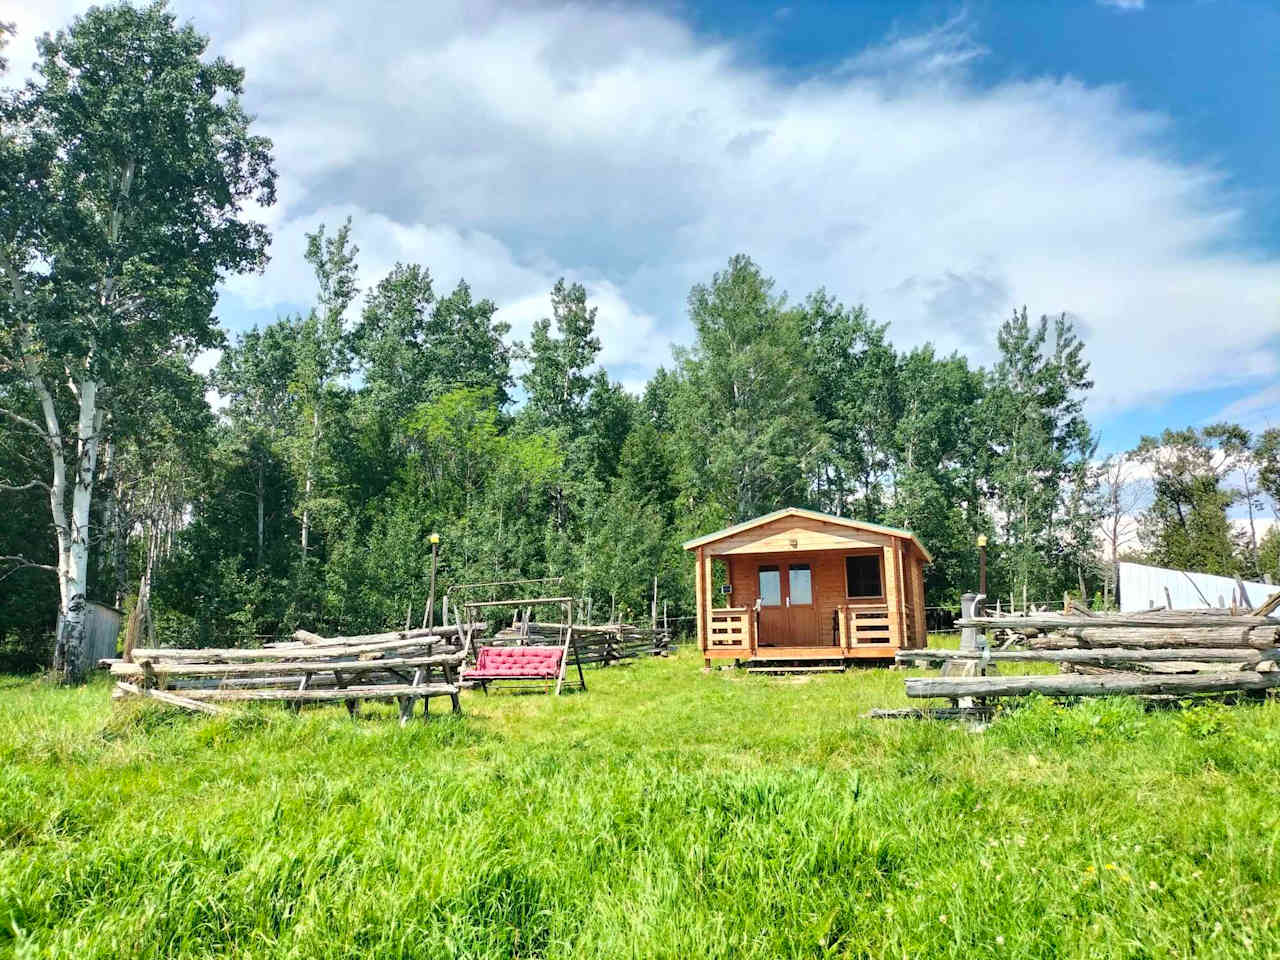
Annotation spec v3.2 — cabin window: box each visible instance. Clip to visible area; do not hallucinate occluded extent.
[758,566,781,606]
[788,564,812,605]
[845,554,882,598]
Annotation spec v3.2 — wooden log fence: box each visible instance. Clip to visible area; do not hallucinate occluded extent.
[896,647,1274,667]
[489,621,671,667]
[906,671,1280,700]
[107,626,472,724]
[885,597,1280,716]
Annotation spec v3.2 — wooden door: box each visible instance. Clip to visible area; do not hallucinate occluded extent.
[786,562,817,645]
[756,564,786,646]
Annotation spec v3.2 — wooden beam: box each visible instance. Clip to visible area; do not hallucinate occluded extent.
[114,681,232,716]
[896,647,1268,665]
[883,545,902,649]
[911,555,927,648]
[286,624,479,645]
[958,614,1279,630]
[131,635,458,663]
[701,547,711,655]
[704,550,715,650]
[1026,627,1278,649]
[158,683,459,702]
[461,597,574,609]
[1256,590,1280,618]
[110,651,466,679]
[905,670,1280,699]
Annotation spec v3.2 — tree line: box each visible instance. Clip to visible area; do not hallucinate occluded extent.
[1,5,1277,679]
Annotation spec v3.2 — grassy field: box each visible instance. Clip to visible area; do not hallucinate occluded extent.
[2,651,1279,959]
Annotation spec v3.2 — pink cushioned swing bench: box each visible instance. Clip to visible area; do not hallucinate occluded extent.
[457,592,586,695]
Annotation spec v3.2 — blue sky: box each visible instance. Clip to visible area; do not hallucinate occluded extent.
[682,0,1280,452]
[692,1,1280,235]
[7,0,1280,455]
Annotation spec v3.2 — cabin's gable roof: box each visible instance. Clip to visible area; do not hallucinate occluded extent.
[682,507,933,563]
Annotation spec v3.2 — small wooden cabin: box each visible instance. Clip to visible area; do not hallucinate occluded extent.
[683,507,931,664]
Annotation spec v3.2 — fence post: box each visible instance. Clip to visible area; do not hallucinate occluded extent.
[944,593,988,689]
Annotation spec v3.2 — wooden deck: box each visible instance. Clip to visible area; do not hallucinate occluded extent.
[709,643,899,661]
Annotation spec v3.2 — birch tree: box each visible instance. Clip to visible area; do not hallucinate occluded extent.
[1096,451,1147,606]
[213,321,300,567]
[0,4,274,681]
[292,220,358,561]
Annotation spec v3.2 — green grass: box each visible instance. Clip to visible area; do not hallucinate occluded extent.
[2,653,1279,958]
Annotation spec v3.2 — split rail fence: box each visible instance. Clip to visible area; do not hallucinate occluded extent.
[878,591,1280,718]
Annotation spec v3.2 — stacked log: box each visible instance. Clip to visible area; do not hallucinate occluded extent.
[103,626,474,724]
[892,600,1280,709]
[488,621,671,666]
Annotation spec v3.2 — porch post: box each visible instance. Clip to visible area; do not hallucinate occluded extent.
[883,545,903,648]
[911,554,928,648]
[703,551,714,648]
[695,546,707,656]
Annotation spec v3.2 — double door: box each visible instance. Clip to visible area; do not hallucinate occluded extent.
[756,561,818,646]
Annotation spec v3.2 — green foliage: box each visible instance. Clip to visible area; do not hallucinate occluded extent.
[808,292,898,519]
[672,255,820,526]
[1259,527,1280,584]
[352,267,512,431]
[0,21,12,75]
[982,309,1099,603]
[0,383,54,669]
[0,3,276,679]
[1258,428,1280,506]
[1136,426,1242,577]
[1,1,276,380]
[518,278,602,432]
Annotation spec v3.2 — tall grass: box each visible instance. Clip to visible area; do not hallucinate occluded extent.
[1,657,1277,958]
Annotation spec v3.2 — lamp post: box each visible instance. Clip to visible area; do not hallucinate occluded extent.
[977,534,987,596]
[423,532,440,629]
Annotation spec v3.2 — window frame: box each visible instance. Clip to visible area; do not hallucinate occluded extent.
[787,563,813,606]
[757,564,782,607]
[843,551,885,601]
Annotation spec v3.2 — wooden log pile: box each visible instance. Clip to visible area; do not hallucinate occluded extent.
[103,624,480,725]
[892,597,1280,711]
[490,621,671,666]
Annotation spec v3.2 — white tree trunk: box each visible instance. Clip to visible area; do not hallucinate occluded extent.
[257,454,265,567]
[301,406,318,558]
[55,379,102,683]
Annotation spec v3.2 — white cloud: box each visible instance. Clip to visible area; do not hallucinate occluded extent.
[7,0,1279,416]
[1211,384,1280,434]
[1098,0,1146,10]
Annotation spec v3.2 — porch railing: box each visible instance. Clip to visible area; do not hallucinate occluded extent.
[838,604,895,649]
[707,607,755,654]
